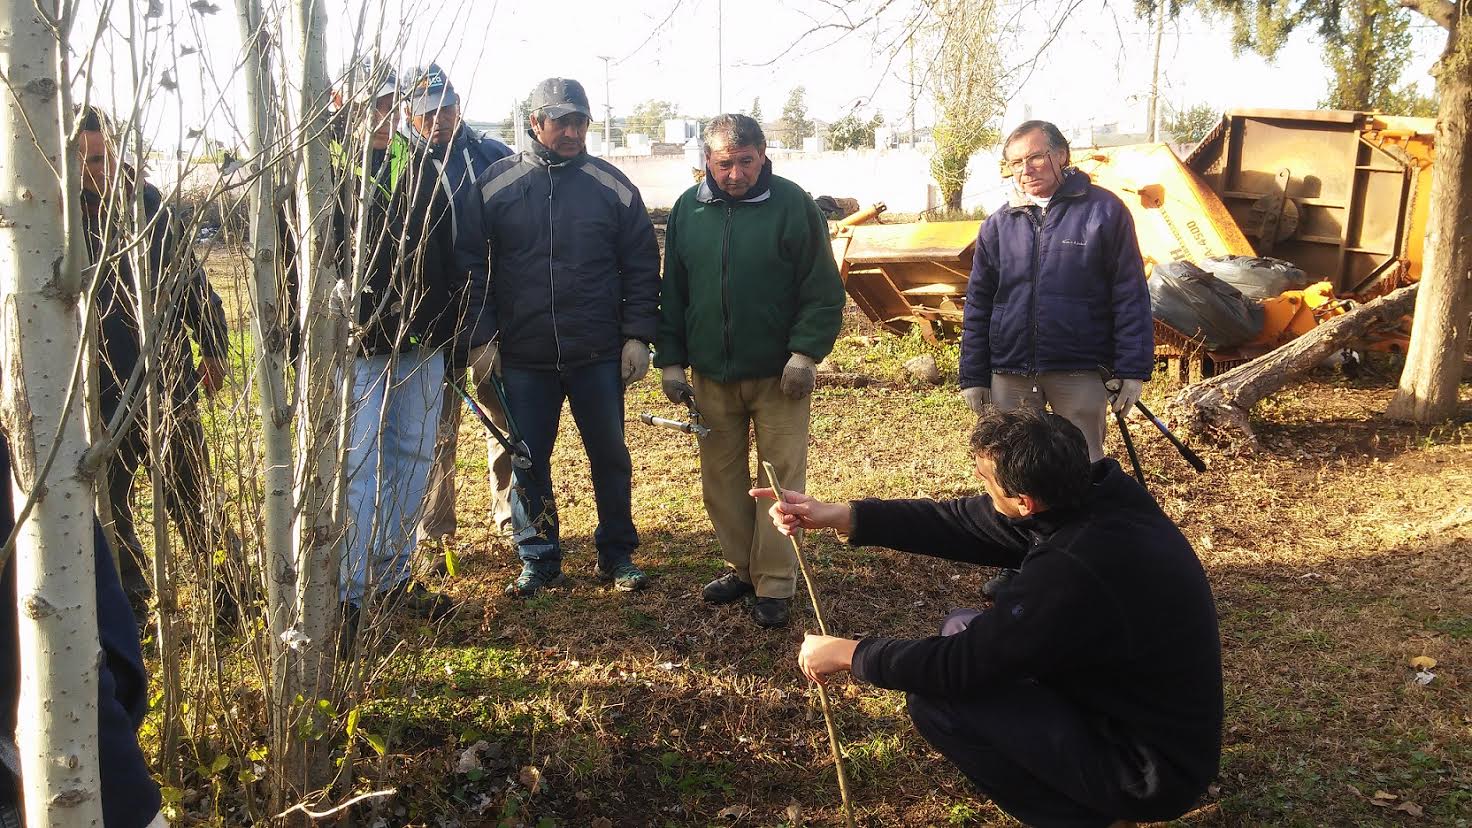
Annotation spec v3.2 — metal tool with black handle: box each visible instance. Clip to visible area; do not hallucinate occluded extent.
[1097,366,1207,480]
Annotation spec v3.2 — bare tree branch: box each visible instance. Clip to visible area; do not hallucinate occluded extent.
[1398,0,1455,29]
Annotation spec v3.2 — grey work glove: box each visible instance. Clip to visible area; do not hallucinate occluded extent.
[961,386,991,414]
[468,341,501,381]
[661,364,692,404]
[1108,378,1144,415]
[780,353,817,399]
[621,339,651,387]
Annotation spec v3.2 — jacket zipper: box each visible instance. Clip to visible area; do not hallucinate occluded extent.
[720,203,735,375]
[547,165,563,370]
[1029,207,1042,376]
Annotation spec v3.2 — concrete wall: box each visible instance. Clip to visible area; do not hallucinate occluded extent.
[611,146,1010,214]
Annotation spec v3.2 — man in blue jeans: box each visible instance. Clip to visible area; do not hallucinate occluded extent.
[456,77,660,596]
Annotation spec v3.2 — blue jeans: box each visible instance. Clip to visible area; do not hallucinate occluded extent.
[500,360,638,571]
[341,347,445,604]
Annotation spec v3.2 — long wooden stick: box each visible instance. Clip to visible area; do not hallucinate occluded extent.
[762,461,858,828]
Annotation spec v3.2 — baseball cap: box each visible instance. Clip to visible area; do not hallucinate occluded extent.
[404,63,459,116]
[529,78,591,120]
[339,57,397,105]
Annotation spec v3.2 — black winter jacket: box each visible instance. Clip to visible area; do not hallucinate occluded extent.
[83,180,228,421]
[456,140,661,370]
[333,139,495,356]
[848,460,1222,805]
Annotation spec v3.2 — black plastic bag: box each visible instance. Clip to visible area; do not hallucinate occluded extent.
[1199,255,1312,300]
[1150,261,1264,350]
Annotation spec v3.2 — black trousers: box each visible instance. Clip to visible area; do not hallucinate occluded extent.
[103,399,216,599]
[906,609,1204,828]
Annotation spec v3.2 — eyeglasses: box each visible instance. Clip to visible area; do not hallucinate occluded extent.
[1003,151,1054,174]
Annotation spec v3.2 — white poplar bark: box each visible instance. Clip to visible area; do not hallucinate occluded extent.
[0,0,104,822]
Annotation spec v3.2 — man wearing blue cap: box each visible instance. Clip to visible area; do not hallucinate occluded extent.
[398,63,517,571]
[457,77,660,597]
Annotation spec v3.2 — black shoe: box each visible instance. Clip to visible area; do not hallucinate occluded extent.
[752,597,791,628]
[380,579,454,620]
[338,602,360,660]
[702,572,754,605]
[982,568,1018,598]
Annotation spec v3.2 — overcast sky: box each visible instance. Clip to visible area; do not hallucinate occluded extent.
[80,0,1445,154]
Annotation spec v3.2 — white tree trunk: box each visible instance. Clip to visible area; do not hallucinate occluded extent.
[285,0,347,801]
[232,0,301,811]
[1387,14,1472,423]
[0,0,104,823]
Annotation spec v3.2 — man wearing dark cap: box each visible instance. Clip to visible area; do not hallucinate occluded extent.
[456,78,660,597]
[397,62,517,567]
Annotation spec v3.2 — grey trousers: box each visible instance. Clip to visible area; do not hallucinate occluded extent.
[419,370,515,540]
[990,371,1109,462]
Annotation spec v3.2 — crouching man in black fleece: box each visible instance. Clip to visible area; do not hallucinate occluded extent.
[753,408,1222,828]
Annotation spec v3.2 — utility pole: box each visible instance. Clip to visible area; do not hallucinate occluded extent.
[1147,3,1165,142]
[598,55,613,150]
[717,0,724,113]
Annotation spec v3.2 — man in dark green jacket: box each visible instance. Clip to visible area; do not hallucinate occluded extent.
[655,114,844,628]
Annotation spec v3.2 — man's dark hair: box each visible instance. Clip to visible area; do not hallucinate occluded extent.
[1003,119,1070,166]
[78,105,112,135]
[703,113,765,154]
[969,408,1092,511]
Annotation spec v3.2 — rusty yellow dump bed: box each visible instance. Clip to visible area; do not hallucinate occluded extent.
[1072,143,1256,273]
[834,221,978,337]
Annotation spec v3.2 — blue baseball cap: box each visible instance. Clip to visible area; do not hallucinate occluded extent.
[404,62,459,116]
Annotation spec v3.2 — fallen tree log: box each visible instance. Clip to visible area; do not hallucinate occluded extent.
[1165,283,1420,449]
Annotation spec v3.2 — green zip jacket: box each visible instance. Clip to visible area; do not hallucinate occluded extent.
[655,169,844,382]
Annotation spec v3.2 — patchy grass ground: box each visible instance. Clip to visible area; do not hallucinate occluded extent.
[164,255,1470,826]
[306,323,1469,827]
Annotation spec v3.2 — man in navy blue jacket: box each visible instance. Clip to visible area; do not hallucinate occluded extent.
[959,120,1152,465]
[755,409,1221,828]
[0,433,163,825]
[399,63,520,562]
[456,78,660,597]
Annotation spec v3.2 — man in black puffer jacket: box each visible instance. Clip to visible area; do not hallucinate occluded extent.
[456,77,660,597]
[756,408,1222,828]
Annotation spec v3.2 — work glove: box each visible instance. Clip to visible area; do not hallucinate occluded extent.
[780,353,817,400]
[468,341,501,382]
[961,386,991,414]
[661,365,692,404]
[1108,378,1144,415]
[621,339,651,387]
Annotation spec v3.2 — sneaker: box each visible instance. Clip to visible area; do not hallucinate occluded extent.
[702,571,754,605]
[752,597,791,628]
[982,568,1018,598]
[505,565,566,598]
[380,579,454,620]
[596,561,650,592]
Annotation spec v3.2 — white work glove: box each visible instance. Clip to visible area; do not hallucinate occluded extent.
[468,341,501,381]
[621,339,651,387]
[1108,378,1144,415]
[961,386,992,414]
[661,364,692,404]
[780,353,817,399]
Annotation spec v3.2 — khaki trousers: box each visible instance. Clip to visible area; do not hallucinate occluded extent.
[419,367,515,540]
[692,372,809,599]
[990,371,1109,462]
